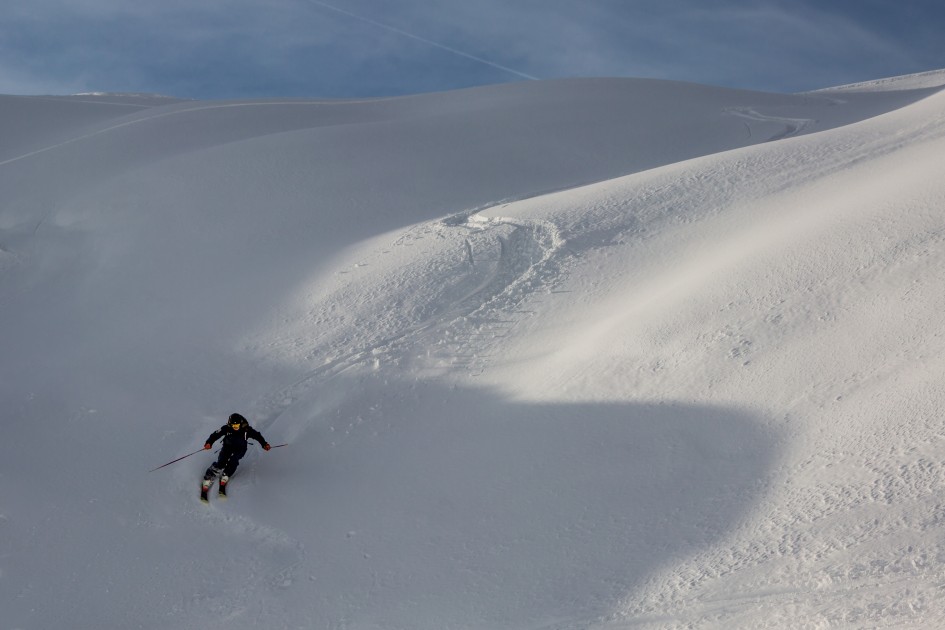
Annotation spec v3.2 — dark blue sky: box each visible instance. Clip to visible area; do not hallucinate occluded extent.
[2,0,943,98]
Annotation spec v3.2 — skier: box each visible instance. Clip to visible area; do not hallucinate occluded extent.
[202,413,271,496]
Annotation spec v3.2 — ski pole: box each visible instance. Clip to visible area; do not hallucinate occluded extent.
[149,447,207,472]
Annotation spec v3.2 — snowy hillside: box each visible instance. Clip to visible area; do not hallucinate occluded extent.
[2,71,945,629]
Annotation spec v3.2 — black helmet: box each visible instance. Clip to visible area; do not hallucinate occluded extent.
[228,413,247,427]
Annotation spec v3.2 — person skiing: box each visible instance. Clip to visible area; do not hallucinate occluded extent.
[202,413,270,495]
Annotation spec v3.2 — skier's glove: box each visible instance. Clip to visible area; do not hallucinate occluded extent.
[263,443,271,451]
[204,443,212,450]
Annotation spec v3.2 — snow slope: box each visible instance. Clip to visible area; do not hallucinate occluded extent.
[1,71,944,629]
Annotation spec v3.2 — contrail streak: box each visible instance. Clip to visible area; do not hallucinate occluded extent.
[304,0,539,81]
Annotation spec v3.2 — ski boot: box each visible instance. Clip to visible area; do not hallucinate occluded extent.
[200,466,221,503]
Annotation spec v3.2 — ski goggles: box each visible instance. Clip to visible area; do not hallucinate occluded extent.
[230,422,242,429]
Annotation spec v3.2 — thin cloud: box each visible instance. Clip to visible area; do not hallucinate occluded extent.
[302,0,539,81]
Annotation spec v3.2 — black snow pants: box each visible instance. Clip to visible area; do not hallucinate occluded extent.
[205,442,248,479]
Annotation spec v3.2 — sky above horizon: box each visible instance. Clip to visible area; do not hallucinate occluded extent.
[2,0,943,99]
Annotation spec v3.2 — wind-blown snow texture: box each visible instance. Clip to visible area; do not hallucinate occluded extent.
[2,71,945,629]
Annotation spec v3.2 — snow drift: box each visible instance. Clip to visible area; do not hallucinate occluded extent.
[2,70,945,629]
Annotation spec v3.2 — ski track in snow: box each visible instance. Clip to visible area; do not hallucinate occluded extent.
[0,96,407,168]
[254,206,567,431]
[723,106,815,141]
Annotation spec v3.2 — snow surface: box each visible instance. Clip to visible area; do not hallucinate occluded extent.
[2,71,945,629]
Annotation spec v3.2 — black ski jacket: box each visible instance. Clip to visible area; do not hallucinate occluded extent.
[205,424,268,455]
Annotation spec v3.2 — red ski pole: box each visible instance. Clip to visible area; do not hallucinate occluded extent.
[149,447,207,472]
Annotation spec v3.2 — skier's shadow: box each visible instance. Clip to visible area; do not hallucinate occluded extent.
[262,377,780,628]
